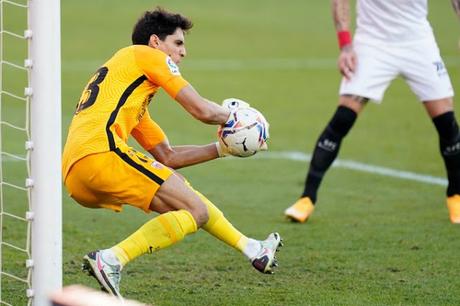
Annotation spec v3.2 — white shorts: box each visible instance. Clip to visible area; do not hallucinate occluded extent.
[339,39,454,102]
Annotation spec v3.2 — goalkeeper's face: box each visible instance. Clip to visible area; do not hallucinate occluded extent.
[151,28,187,65]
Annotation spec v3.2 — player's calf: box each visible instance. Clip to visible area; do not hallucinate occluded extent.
[433,111,460,196]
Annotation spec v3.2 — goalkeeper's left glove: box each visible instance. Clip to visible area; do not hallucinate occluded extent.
[260,141,268,151]
[215,141,229,157]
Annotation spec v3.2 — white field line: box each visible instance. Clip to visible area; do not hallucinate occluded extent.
[253,151,448,187]
[0,151,447,186]
[61,56,460,72]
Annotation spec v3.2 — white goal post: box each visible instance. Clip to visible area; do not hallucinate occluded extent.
[0,0,62,305]
[28,0,62,305]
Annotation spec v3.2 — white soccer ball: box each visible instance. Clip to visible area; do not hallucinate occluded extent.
[218,107,269,157]
[222,98,250,110]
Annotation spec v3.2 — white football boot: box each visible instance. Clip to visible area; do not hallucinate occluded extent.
[251,232,283,274]
[82,250,122,298]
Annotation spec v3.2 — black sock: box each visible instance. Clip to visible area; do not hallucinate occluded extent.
[432,111,460,196]
[301,106,357,203]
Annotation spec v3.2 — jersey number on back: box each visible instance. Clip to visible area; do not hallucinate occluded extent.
[75,66,109,114]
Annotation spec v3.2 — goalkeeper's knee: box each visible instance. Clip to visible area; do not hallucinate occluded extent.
[190,187,223,228]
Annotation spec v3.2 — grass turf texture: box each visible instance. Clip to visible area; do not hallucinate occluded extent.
[2,0,460,305]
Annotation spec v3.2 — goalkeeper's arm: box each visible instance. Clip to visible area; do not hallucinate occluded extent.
[175,85,230,125]
[148,140,225,170]
[148,95,254,167]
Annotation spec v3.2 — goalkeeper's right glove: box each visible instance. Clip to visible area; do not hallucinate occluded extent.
[222,98,250,110]
[216,107,239,158]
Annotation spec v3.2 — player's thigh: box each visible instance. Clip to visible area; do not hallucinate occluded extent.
[339,43,399,102]
[401,39,454,102]
[65,149,173,212]
[150,174,208,226]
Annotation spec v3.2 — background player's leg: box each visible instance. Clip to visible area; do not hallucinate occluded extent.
[425,98,460,223]
[285,95,366,222]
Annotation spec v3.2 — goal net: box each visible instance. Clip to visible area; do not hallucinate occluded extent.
[0,0,62,305]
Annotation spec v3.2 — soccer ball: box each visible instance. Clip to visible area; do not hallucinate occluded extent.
[218,107,269,157]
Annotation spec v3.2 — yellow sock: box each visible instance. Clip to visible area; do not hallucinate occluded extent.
[111,210,197,266]
[188,184,246,251]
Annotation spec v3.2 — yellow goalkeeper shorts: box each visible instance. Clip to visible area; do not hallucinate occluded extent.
[64,148,173,213]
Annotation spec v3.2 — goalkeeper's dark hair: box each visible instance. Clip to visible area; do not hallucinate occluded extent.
[132,7,193,45]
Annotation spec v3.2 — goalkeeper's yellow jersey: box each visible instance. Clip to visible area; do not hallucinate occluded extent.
[62,45,189,179]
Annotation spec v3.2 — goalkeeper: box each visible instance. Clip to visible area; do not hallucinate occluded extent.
[62,7,281,298]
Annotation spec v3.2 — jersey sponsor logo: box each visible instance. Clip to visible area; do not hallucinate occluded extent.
[166,57,180,75]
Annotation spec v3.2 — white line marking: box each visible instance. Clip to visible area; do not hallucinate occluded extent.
[2,150,447,186]
[253,151,447,187]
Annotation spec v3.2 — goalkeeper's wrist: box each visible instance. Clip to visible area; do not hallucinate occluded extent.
[215,142,227,158]
[337,30,352,49]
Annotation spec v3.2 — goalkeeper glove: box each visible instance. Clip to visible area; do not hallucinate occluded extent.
[260,141,268,151]
[215,141,229,157]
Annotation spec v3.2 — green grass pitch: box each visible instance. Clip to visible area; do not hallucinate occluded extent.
[2,0,460,305]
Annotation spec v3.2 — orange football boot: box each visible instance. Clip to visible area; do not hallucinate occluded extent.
[446,195,460,224]
[284,197,315,223]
